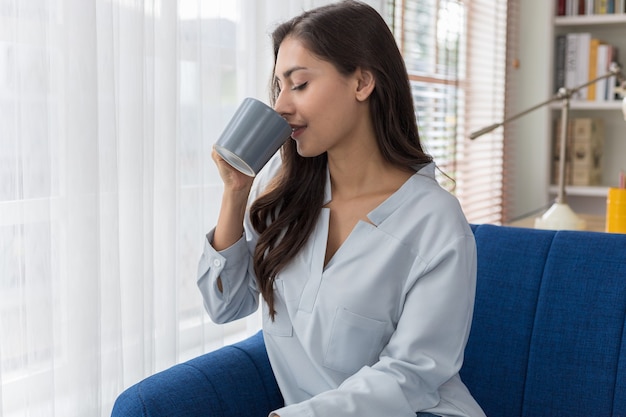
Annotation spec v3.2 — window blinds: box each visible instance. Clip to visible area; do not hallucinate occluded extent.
[387,0,510,225]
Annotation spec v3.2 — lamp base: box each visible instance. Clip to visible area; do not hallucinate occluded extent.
[534,202,586,231]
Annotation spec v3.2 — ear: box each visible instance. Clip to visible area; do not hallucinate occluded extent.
[354,68,375,102]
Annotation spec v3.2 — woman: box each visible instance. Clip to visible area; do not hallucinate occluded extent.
[198,1,485,416]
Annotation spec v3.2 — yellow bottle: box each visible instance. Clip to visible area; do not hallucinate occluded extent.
[606,188,626,234]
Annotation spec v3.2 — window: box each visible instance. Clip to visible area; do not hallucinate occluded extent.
[387,0,510,225]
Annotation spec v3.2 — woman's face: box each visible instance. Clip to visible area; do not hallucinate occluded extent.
[273,36,367,158]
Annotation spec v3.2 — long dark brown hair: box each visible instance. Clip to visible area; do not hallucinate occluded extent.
[250,0,433,318]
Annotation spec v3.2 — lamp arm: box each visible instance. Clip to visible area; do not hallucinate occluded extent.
[568,63,622,97]
[469,62,624,228]
[469,95,562,139]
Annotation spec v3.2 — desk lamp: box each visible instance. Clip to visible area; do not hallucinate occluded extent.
[470,62,625,231]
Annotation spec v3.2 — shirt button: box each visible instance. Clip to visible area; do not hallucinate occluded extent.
[213,259,221,267]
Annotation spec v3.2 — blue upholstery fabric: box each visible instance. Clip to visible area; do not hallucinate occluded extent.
[463,225,626,417]
[616,316,626,415]
[462,224,555,416]
[523,230,626,416]
[112,225,626,417]
[111,331,283,417]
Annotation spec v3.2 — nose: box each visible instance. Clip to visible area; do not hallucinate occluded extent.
[273,88,292,118]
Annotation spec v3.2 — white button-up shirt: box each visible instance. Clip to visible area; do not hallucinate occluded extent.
[198,155,486,417]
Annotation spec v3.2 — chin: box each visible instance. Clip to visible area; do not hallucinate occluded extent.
[294,136,327,158]
[294,142,315,158]
[296,146,325,159]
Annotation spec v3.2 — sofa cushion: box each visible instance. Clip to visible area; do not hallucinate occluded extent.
[523,230,626,416]
[463,225,626,417]
[463,224,555,416]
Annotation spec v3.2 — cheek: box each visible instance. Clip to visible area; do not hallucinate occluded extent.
[323,100,360,134]
[314,80,355,112]
[302,82,360,141]
[316,89,358,125]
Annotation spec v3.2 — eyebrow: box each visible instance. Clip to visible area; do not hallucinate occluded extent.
[275,66,308,81]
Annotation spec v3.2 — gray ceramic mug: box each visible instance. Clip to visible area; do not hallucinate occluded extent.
[214,98,292,176]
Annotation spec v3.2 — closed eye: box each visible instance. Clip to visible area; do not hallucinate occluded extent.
[291,82,308,91]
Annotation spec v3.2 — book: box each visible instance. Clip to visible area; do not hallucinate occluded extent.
[587,38,600,101]
[606,45,618,100]
[553,117,605,185]
[567,0,576,14]
[596,44,609,101]
[554,34,567,94]
[576,32,591,100]
[570,118,604,186]
[607,0,615,13]
[565,33,579,95]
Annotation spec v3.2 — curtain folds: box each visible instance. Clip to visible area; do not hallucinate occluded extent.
[0,0,324,415]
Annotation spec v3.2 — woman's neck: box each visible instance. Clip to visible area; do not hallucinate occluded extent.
[327,148,413,200]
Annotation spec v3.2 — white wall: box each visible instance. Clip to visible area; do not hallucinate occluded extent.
[508,0,553,219]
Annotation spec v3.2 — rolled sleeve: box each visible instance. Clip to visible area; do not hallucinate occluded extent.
[197,228,259,324]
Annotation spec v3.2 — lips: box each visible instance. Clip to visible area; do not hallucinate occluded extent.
[290,125,306,138]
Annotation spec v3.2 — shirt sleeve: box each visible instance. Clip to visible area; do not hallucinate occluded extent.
[196,228,260,324]
[271,232,478,417]
[197,153,283,324]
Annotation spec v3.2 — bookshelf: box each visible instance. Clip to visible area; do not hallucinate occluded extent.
[549,7,626,215]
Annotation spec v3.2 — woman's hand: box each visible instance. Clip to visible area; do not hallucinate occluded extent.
[212,147,254,193]
[211,146,255,251]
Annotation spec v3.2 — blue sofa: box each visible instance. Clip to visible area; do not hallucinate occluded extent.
[111,224,626,416]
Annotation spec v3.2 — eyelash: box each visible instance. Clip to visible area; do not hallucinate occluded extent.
[291,82,308,91]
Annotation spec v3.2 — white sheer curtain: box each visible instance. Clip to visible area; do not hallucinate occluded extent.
[0,0,379,416]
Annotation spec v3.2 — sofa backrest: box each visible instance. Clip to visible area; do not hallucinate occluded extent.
[461,224,626,417]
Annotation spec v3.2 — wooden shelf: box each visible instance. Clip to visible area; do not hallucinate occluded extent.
[549,100,626,110]
[554,14,626,26]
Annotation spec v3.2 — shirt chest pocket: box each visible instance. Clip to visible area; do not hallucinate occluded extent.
[323,308,387,375]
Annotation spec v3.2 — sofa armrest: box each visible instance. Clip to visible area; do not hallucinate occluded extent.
[111,331,283,417]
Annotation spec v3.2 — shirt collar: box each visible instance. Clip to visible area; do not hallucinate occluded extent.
[322,161,437,225]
